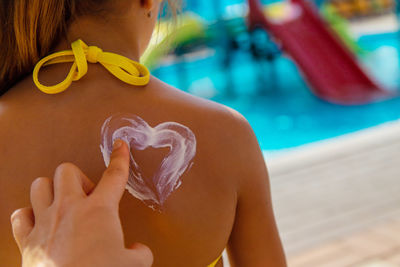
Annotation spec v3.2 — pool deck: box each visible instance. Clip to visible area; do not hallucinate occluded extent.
[287,215,400,267]
[265,119,400,266]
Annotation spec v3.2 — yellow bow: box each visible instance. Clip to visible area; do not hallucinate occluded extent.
[33,39,150,94]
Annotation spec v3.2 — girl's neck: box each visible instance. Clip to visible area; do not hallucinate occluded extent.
[54,15,143,62]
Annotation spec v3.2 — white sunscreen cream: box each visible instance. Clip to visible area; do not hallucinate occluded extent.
[100,114,196,210]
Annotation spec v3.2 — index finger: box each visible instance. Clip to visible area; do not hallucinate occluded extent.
[92,139,130,206]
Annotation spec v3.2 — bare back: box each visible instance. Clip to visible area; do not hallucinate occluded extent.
[0,64,286,266]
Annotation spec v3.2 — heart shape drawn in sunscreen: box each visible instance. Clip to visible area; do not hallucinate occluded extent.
[100,114,197,210]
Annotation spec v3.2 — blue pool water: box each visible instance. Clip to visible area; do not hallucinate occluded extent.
[155,3,400,151]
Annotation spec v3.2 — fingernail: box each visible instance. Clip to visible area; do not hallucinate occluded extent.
[10,209,21,224]
[113,139,123,151]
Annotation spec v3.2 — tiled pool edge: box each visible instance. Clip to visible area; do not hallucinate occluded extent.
[265,119,400,174]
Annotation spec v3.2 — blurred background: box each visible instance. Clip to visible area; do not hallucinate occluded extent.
[144,0,400,266]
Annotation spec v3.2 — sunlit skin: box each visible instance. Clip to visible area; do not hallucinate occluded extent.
[0,0,287,266]
[10,140,153,267]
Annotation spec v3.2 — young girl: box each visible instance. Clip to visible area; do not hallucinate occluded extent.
[0,0,287,266]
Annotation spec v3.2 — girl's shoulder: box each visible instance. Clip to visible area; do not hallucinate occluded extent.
[150,76,261,179]
[149,76,253,136]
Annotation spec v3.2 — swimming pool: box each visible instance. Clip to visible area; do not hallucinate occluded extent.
[154,2,400,151]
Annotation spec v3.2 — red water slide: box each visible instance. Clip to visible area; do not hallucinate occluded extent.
[247,0,392,105]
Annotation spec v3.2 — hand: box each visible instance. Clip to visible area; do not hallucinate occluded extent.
[10,140,153,267]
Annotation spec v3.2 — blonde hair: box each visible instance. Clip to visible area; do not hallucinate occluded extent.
[0,0,180,95]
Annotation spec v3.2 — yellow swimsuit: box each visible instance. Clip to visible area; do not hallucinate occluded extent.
[208,255,222,267]
[33,39,222,267]
[33,39,150,94]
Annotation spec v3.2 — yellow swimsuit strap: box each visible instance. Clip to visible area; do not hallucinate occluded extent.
[33,39,150,94]
[207,255,222,267]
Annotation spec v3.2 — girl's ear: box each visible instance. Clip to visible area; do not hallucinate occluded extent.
[141,0,155,10]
